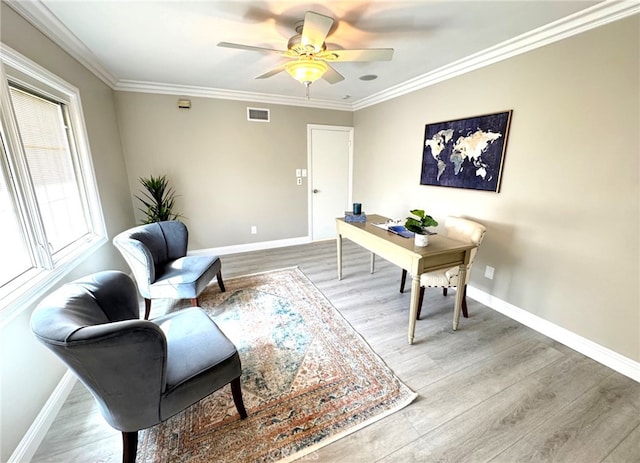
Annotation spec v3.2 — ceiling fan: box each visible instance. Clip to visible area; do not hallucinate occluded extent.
[218,11,394,97]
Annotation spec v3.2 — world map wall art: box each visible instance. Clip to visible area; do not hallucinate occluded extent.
[420,110,513,192]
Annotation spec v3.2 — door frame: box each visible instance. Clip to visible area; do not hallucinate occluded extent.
[306,124,354,241]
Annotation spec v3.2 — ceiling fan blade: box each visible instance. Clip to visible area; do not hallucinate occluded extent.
[217,42,289,56]
[326,48,394,62]
[301,11,334,52]
[255,65,286,80]
[322,64,344,85]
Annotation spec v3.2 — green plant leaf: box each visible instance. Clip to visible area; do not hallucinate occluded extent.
[409,209,425,219]
[405,208,438,232]
[136,174,181,223]
[404,217,421,233]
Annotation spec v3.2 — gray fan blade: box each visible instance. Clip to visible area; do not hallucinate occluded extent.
[217,42,288,56]
[256,66,285,79]
[323,64,344,84]
[301,11,334,52]
[327,48,394,62]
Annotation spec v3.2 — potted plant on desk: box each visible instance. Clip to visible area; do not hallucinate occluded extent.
[405,209,438,247]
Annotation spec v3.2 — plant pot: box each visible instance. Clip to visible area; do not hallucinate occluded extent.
[414,232,429,247]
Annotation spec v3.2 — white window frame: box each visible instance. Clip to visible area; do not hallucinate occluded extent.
[0,43,107,326]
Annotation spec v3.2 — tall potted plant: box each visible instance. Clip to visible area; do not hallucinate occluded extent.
[405,209,438,247]
[136,174,181,224]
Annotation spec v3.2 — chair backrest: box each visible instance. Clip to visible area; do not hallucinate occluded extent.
[445,217,487,282]
[31,271,168,432]
[113,221,189,294]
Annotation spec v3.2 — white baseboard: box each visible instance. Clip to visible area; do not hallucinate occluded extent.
[9,371,77,463]
[189,235,312,257]
[467,286,640,383]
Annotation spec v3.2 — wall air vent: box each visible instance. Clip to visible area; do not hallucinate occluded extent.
[247,107,270,122]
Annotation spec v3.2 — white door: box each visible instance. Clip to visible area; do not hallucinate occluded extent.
[307,125,353,241]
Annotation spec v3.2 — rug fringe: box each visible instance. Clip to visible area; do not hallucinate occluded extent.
[220,266,300,282]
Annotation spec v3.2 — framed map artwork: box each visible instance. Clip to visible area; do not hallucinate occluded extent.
[420,110,513,192]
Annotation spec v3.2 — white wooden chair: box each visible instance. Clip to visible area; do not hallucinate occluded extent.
[400,216,487,320]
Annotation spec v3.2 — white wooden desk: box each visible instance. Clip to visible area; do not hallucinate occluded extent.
[336,214,476,344]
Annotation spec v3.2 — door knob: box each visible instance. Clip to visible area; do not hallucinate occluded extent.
[313,189,319,193]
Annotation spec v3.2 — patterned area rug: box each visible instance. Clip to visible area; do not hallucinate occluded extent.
[137,267,416,463]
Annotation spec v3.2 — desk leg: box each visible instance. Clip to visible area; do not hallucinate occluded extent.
[453,265,467,330]
[337,234,343,280]
[408,274,421,344]
[370,253,375,274]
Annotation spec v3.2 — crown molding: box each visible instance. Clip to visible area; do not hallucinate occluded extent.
[6,0,638,112]
[352,0,640,110]
[114,80,353,111]
[5,0,118,88]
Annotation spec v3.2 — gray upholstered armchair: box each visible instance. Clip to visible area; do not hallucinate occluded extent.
[31,270,247,463]
[113,220,225,319]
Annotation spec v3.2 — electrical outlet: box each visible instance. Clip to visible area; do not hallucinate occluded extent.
[251,225,257,234]
[484,265,495,280]
[296,177,302,185]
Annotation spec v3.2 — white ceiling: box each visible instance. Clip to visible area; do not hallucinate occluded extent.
[9,1,635,110]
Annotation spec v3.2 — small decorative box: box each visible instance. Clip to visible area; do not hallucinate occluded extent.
[344,211,367,223]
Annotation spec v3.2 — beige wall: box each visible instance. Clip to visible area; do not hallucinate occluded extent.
[0,3,133,460]
[352,16,639,361]
[114,92,352,248]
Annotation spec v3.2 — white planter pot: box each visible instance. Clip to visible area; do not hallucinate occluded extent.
[414,233,429,247]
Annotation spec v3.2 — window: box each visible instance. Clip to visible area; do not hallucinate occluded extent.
[0,44,106,321]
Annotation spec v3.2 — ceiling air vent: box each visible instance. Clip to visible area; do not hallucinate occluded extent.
[247,107,270,122]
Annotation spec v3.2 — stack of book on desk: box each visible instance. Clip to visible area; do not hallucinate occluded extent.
[372,221,414,238]
[371,221,437,239]
[387,225,414,238]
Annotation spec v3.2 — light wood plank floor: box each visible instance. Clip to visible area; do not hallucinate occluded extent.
[32,240,640,463]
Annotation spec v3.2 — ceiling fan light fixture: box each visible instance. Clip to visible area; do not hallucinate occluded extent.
[285,59,328,85]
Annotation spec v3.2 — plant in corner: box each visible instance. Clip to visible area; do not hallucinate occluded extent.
[405,209,438,247]
[136,174,181,224]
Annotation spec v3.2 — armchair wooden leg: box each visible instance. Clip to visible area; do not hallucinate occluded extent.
[190,298,199,306]
[143,299,151,320]
[216,270,226,293]
[416,286,425,320]
[443,288,448,296]
[462,285,469,318]
[400,270,407,293]
[122,431,138,463]
[230,377,247,419]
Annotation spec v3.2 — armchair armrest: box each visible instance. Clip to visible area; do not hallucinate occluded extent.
[113,236,156,296]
